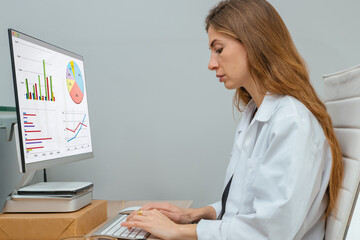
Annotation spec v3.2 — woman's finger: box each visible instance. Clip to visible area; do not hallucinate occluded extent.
[126,208,147,221]
[121,219,144,229]
[159,209,190,224]
[123,212,149,230]
[141,202,176,211]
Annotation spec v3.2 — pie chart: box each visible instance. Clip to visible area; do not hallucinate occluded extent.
[66,61,84,104]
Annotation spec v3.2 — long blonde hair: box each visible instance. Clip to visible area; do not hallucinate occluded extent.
[205,0,343,217]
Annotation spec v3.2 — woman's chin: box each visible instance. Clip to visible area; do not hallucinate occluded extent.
[223,82,237,90]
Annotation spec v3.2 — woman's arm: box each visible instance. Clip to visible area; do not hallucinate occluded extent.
[122,203,217,240]
[122,208,198,240]
[187,206,217,223]
[126,202,217,224]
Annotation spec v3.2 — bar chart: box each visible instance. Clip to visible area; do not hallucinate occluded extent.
[24,60,55,101]
[23,110,60,156]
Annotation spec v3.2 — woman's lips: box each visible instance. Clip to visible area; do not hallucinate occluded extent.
[217,74,225,82]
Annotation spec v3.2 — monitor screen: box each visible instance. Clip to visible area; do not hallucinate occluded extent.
[8,29,93,173]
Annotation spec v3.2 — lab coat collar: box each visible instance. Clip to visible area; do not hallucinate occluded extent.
[254,93,282,122]
[236,93,282,133]
[236,100,257,133]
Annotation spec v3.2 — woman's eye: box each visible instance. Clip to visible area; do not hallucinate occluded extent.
[216,48,223,54]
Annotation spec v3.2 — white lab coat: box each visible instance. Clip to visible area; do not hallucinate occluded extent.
[197,94,332,240]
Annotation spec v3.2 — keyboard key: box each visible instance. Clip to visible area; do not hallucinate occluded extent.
[101,217,123,235]
[113,226,127,236]
[136,229,148,238]
[121,228,133,237]
[128,228,141,238]
[95,214,149,239]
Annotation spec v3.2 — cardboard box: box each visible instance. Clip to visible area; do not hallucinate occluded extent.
[0,199,107,240]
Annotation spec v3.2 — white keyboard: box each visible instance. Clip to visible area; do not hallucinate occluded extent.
[94,214,149,239]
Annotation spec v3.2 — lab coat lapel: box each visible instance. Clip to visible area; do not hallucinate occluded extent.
[235,100,257,151]
[236,94,283,158]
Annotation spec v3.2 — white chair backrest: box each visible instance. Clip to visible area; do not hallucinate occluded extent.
[324,65,360,240]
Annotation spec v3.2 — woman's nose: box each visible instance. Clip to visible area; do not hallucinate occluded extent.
[208,55,219,71]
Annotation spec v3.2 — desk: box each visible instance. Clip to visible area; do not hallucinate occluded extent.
[86,200,193,240]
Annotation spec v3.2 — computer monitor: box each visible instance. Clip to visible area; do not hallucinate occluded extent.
[8,29,93,174]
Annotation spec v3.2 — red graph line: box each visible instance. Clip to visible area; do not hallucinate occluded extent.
[66,123,87,133]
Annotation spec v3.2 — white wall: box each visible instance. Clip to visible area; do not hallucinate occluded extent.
[0,1,360,227]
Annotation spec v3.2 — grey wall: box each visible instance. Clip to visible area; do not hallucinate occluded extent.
[1,0,360,213]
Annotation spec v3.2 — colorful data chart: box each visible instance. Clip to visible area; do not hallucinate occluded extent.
[66,114,87,142]
[23,112,53,153]
[25,60,55,101]
[66,61,84,104]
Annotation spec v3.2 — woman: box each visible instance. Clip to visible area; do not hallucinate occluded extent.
[122,0,343,239]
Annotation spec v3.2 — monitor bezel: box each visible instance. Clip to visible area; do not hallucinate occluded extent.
[8,29,94,173]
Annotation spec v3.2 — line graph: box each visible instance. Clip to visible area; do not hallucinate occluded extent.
[63,112,90,150]
[66,122,87,133]
[66,114,86,142]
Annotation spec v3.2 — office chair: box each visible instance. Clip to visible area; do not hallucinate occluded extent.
[323,65,360,240]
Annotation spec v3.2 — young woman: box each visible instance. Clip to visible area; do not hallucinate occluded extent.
[122,0,343,239]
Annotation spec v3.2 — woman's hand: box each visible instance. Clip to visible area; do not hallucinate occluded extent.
[121,209,197,240]
[127,202,193,224]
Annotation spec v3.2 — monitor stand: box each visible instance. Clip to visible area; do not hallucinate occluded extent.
[2,190,93,213]
[2,170,93,213]
[1,124,93,213]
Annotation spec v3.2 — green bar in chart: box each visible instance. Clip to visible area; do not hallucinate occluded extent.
[24,60,55,102]
[25,78,29,99]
